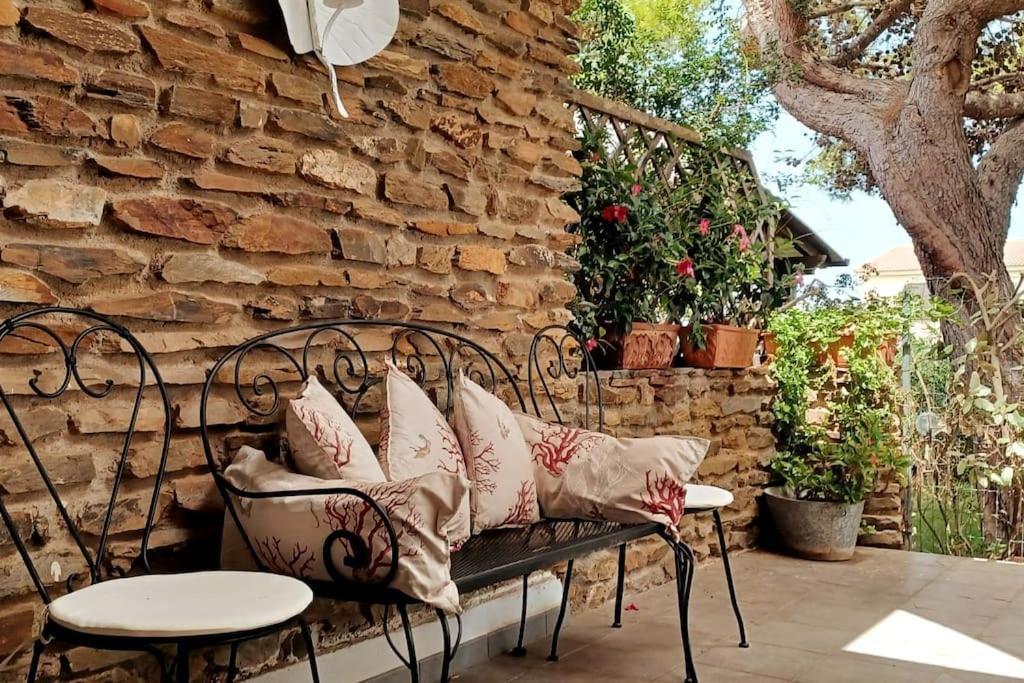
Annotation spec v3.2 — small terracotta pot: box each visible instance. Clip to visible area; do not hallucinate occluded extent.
[826,334,899,367]
[614,323,681,370]
[763,331,779,360]
[680,324,760,369]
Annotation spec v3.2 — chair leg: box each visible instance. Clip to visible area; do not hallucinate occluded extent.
[673,543,698,683]
[612,543,626,628]
[547,559,574,662]
[297,617,321,683]
[174,645,190,683]
[226,642,239,683]
[511,574,529,656]
[396,604,419,683]
[435,609,452,682]
[26,639,45,683]
[713,510,749,648]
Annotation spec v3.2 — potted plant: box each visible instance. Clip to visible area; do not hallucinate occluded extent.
[568,128,684,369]
[764,286,922,560]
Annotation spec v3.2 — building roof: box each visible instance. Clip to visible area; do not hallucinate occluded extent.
[867,240,1024,273]
[777,208,849,271]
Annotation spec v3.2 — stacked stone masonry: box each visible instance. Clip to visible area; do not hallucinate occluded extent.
[0,0,589,679]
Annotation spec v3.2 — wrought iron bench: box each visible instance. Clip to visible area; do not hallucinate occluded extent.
[199,321,701,683]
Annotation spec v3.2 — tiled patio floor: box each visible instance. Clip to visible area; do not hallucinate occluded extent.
[454,548,1024,682]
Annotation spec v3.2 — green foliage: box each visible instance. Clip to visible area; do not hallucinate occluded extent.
[767,284,934,503]
[572,0,777,148]
[567,125,791,342]
[908,273,1024,558]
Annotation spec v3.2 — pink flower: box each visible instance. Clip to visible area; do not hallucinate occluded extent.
[733,224,747,238]
[585,338,599,353]
[698,219,711,236]
[631,183,643,197]
[795,271,805,286]
[602,204,629,223]
[738,235,751,252]
[676,258,696,278]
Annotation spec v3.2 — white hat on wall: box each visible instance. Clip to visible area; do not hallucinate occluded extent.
[277,0,400,117]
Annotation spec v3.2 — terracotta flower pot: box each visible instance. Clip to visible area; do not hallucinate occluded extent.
[825,334,899,367]
[680,324,760,369]
[763,331,779,360]
[614,323,681,370]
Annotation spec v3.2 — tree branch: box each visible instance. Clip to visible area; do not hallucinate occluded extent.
[966,90,1024,119]
[745,0,897,136]
[807,0,885,18]
[973,0,1024,21]
[830,0,914,67]
[978,118,1024,240]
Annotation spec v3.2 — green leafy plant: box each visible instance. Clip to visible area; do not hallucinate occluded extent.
[767,282,931,503]
[909,273,1024,559]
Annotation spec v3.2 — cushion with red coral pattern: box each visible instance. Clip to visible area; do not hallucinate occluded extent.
[452,373,540,534]
[224,446,467,614]
[514,413,709,537]
[286,376,386,483]
[378,362,471,548]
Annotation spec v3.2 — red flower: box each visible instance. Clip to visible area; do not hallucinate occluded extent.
[676,258,696,278]
[602,204,629,223]
[585,338,599,353]
[698,219,711,236]
[733,224,747,238]
[589,152,602,163]
[631,183,643,197]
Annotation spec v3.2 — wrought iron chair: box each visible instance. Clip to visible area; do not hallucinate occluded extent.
[0,308,320,683]
[611,484,749,648]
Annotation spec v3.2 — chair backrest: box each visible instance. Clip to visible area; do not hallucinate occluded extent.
[0,308,172,604]
[198,321,602,570]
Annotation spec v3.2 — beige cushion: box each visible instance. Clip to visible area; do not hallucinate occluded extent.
[286,376,385,483]
[515,414,709,537]
[225,447,466,613]
[47,571,312,638]
[686,484,734,510]
[378,363,471,548]
[453,374,540,534]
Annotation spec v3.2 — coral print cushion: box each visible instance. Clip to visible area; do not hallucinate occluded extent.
[514,413,710,537]
[378,362,471,547]
[453,374,540,534]
[286,376,386,483]
[224,447,467,614]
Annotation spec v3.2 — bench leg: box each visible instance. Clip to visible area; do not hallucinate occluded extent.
[26,639,45,683]
[435,609,452,682]
[714,510,749,648]
[511,574,529,656]
[612,543,626,628]
[672,542,698,683]
[547,559,574,662]
[397,604,419,683]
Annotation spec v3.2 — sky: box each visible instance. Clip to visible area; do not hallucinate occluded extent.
[750,111,1024,284]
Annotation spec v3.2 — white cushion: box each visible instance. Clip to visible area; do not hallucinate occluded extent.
[47,571,313,638]
[686,484,733,510]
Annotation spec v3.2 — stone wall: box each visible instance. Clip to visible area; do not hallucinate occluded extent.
[0,0,585,679]
[566,368,776,608]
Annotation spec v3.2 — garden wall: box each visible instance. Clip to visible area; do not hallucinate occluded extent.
[566,368,775,607]
[0,0,586,679]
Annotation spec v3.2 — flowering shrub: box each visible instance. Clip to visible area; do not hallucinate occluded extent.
[568,126,794,347]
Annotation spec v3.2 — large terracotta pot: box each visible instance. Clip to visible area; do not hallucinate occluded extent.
[680,324,760,369]
[614,323,681,370]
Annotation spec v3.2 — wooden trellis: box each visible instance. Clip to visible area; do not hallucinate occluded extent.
[566,87,775,252]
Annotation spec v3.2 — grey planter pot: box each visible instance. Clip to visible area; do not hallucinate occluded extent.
[764,486,865,561]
